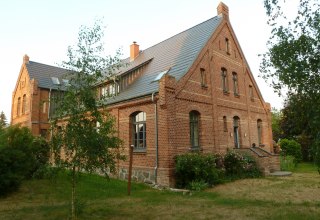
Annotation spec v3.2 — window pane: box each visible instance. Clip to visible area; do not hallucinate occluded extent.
[132,112,147,149]
[190,111,200,148]
[194,123,199,147]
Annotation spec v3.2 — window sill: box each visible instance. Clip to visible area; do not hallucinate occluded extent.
[133,148,147,154]
[234,94,240,98]
[201,84,208,89]
[189,147,203,152]
[223,90,230,95]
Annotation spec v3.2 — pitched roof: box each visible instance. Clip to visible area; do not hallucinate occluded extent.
[26,61,70,89]
[106,15,223,104]
[24,15,222,101]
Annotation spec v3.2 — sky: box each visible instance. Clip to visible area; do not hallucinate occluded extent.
[0,0,293,122]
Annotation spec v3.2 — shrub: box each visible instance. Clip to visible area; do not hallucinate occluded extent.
[279,139,302,163]
[175,153,223,188]
[188,180,208,191]
[0,125,50,196]
[224,150,261,179]
[280,155,296,171]
[0,147,27,196]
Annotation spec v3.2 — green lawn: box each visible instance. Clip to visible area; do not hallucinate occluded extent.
[0,163,319,220]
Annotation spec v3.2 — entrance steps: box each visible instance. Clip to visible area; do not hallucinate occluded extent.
[235,147,281,175]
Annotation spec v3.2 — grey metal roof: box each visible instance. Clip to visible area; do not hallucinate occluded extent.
[106,15,223,105]
[25,15,222,102]
[26,61,70,89]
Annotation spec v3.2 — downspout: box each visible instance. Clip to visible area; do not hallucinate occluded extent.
[48,88,52,122]
[48,88,53,164]
[152,92,158,185]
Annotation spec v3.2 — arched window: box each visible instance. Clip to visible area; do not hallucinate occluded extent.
[232,72,239,96]
[22,94,26,114]
[233,116,240,148]
[190,111,200,149]
[221,68,228,93]
[223,116,228,132]
[131,111,146,150]
[17,97,21,116]
[257,119,262,145]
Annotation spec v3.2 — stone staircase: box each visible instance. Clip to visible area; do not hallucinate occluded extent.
[236,147,280,175]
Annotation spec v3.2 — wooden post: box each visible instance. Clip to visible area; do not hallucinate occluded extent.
[127,145,134,195]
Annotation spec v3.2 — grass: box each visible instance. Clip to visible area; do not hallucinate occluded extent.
[0,163,319,220]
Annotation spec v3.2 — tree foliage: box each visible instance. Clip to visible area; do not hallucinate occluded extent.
[50,20,124,219]
[0,125,49,197]
[0,111,7,129]
[279,138,302,163]
[271,108,282,142]
[261,0,320,94]
[261,0,320,167]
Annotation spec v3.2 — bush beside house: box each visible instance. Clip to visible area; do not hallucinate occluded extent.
[0,125,49,197]
[175,150,262,190]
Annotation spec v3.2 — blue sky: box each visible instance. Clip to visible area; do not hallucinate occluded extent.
[0,0,292,121]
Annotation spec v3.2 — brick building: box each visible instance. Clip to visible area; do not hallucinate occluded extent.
[11,54,69,137]
[11,2,279,186]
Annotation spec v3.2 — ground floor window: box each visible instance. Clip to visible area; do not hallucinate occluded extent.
[190,111,200,149]
[131,111,146,150]
[233,116,240,148]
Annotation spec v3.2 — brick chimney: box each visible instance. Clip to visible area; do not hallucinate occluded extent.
[217,2,229,19]
[130,41,139,61]
[23,54,29,64]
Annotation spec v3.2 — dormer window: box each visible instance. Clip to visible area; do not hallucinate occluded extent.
[51,77,60,85]
[62,79,70,86]
[100,82,119,100]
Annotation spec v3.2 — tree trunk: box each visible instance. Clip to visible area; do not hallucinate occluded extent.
[71,166,76,220]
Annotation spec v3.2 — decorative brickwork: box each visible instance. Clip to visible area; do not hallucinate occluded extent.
[11,2,277,187]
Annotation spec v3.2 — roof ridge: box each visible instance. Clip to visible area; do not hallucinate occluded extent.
[28,61,68,71]
[125,15,221,59]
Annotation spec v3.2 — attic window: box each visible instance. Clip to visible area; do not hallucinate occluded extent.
[62,79,70,86]
[51,77,60,85]
[225,38,230,55]
[200,68,207,88]
[249,85,254,101]
[152,69,169,82]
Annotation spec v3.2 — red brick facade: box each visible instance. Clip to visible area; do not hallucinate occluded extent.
[11,55,50,137]
[11,3,277,186]
[108,8,275,186]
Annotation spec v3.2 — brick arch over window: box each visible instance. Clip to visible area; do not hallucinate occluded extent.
[189,110,200,149]
[130,111,147,151]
